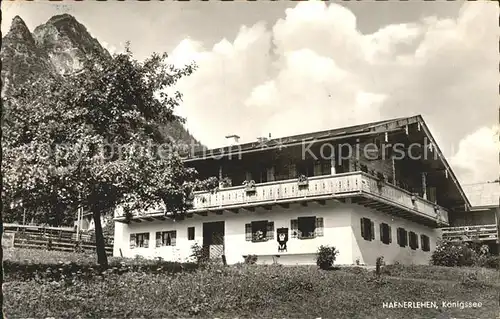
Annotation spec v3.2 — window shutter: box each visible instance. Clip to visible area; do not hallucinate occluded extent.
[171,231,177,246]
[245,223,252,241]
[315,217,324,237]
[397,228,401,246]
[144,234,149,248]
[130,234,136,249]
[266,222,274,240]
[388,225,392,243]
[291,219,298,238]
[379,223,384,242]
[156,232,162,247]
[360,218,365,240]
[370,221,375,240]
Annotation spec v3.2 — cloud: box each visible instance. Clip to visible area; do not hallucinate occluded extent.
[450,126,499,183]
[169,1,498,184]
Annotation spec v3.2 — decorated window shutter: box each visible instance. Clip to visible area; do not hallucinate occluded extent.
[370,221,375,240]
[266,222,274,240]
[360,218,365,239]
[143,233,149,248]
[171,231,177,246]
[130,234,136,249]
[315,217,324,237]
[245,224,252,241]
[291,219,298,238]
[388,226,392,243]
[156,232,162,247]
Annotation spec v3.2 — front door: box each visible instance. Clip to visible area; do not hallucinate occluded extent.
[202,221,225,260]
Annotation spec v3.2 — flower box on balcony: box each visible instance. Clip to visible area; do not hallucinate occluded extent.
[244,180,257,194]
[297,175,309,187]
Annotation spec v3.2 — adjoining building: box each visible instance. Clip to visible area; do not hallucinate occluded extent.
[113,115,480,265]
[441,182,500,253]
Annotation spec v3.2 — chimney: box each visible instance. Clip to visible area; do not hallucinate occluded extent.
[225,134,240,145]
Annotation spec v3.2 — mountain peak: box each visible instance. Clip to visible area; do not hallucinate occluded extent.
[47,13,78,23]
[7,15,33,42]
[33,14,111,75]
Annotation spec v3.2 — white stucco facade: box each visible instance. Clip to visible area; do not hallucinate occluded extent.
[113,200,437,266]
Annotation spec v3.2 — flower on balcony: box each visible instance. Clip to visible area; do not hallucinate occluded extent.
[244,180,257,194]
[219,177,232,188]
[297,175,309,187]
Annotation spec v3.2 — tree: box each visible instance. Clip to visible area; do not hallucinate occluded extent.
[2,47,216,266]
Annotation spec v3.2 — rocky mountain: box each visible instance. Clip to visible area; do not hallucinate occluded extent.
[1,16,56,94]
[2,14,202,148]
[33,14,111,75]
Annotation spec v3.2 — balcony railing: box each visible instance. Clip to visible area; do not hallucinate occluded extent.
[115,172,449,225]
[191,171,448,224]
[440,224,498,242]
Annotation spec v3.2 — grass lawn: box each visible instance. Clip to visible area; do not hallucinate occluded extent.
[3,248,499,318]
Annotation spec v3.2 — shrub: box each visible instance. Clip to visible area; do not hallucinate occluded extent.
[244,255,258,265]
[316,245,339,270]
[430,240,477,267]
[474,255,500,269]
[190,243,207,264]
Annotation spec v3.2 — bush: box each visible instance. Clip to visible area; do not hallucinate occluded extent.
[190,243,206,264]
[431,240,477,267]
[474,255,500,269]
[244,255,258,265]
[316,245,339,270]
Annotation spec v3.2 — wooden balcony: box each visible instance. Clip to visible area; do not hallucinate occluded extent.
[115,172,449,227]
[440,224,499,242]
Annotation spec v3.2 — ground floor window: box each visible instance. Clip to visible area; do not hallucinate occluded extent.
[156,231,177,247]
[188,227,195,240]
[420,234,430,252]
[245,220,274,242]
[397,228,408,247]
[291,216,324,239]
[409,231,419,250]
[130,232,149,249]
[379,223,392,245]
[360,218,374,241]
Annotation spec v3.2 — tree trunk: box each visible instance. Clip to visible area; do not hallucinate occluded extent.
[92,208,108,267]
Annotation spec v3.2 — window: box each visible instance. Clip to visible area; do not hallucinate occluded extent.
[397,228,408,247]
[408,231,419,250]
[379,223,392,245]
[360,218,375,241]
[130,233,149,249]
[188,227,195,241]
[245,221,274,242]
[421,234,430,252]
[156,231,177,247]
[291,217,324,239]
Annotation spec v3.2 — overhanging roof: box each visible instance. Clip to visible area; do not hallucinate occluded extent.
[462,182,500,209]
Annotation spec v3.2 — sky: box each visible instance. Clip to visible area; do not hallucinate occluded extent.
[2,0,499,185]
